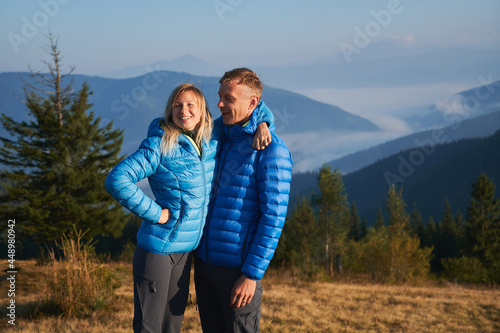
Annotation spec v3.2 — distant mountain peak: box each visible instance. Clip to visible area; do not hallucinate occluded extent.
[100,54,222,79]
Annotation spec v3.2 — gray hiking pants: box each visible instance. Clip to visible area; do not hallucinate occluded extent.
[194,258,262,333]
[132,246,192,333]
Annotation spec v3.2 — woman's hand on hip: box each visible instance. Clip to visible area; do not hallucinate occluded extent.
[157,208,170,224]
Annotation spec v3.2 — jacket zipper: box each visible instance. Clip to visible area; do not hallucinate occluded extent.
[171,134,204,243]
[195,151,206,247]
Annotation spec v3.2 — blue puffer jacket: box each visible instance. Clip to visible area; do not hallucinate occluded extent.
[104,109,274,255]
[104,118,218,254]
[196,101,293,280]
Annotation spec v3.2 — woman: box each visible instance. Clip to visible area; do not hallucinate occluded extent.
[104,83,272,333]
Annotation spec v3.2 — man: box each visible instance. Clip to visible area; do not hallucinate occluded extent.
[195,68,293,332]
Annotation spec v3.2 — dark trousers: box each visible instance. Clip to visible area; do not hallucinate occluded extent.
[194,258,262,333]
[132,246,192,333]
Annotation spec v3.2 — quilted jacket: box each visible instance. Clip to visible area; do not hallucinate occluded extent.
[104,118,219,254]
[104,108,274,255]
[196,101,293,280]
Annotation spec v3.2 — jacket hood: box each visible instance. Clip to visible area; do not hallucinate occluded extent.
[147,117,165,138]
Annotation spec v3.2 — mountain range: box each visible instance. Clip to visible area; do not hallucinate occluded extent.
[2,59,499,224]
[0,71,378,159]
[405,79,500,131]
[98,47,500,91]
[290,128,500,224]
[325,108,500,176]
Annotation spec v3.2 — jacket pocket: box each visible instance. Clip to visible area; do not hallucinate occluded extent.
[162,215,178,229]
[168,201,185,240]
[156,204,179,229]
[168,218,182,241]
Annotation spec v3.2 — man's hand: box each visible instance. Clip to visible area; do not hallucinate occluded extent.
[252,122,272,150]
[157,208,170,224]
[230,275,256,308]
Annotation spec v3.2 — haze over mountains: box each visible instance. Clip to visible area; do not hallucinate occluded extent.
[0,71,378,170]
[325,86,500,175]
[1,41,499,174]
[101,42,500,90]
[1,39,499,225]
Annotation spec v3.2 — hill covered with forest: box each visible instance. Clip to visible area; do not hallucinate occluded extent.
[290,129,500,223]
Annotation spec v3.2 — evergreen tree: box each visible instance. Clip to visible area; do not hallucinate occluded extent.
[386,185,410,229]
[349,186,432,282]
[455,210,466,253]
[464,174,500,282]
[374,208,385,230]
[424,216,439,272]
[440,200,460,258]
[276,196,316,271]
[455,211,465,232]
[0,35,126,243]
[423,216,436,248]
[410,203,425,244]
[433,201,460,273]
[348,202,361,241]
[385,185,432,282]
[315,165,349,276]
[360,218,368,240]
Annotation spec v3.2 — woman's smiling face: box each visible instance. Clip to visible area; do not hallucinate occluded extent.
[172,90,202,131]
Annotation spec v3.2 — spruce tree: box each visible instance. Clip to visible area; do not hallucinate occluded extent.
[385,185,431,281]
[455,211,466,252]
[424,216,439,271]
[464,174,500,281]
[276,196,316,271]
[440,200,460,259]
[0,34,127,243]
[374,208,385,230]
[351,186,431,282]
[348,202,361,241]
[410,203,424,244]
[315,165,349,276]
[360,218,368,239]
[423,216,436,248]
[386,185,410,229]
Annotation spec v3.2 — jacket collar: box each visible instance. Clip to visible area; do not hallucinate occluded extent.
[147,117,204,158]
[224,101,270,139]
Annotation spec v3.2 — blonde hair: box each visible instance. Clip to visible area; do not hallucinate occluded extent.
[219,67,263,98]
[160,83,213,155]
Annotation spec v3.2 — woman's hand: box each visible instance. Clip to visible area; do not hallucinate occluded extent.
[253,122,272,150]
[157,208,170,224]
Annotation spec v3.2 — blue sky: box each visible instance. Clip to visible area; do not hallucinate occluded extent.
[1,0,499,75]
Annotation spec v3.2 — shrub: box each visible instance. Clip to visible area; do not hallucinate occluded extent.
[442,256,490,284]
[119,241,136,262]
[346,226,432,283]
[41,228,120,317]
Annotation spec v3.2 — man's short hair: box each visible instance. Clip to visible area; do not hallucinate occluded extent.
[219,68,263,98]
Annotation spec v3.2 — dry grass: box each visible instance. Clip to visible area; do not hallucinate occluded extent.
[2,260,499,332]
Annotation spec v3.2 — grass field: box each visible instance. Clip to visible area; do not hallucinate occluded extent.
[1,260,499,332]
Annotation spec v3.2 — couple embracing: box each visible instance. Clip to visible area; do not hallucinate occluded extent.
[105,68,293,333]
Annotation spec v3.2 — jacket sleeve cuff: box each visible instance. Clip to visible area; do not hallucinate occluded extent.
[241,272,258,281]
